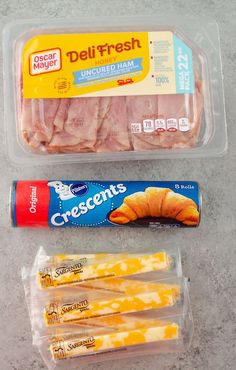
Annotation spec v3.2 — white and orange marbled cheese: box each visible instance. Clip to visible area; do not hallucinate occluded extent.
[50,321,179,360]
[38,252,172,289]
[44,284,179,326]
[76,314,176,332]
[80,277,179,295]
[49,253,129,264]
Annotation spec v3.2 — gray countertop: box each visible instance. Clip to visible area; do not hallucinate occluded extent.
[0,1,235,369]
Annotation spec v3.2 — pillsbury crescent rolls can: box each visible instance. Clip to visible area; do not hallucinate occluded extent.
[10,180,201,228]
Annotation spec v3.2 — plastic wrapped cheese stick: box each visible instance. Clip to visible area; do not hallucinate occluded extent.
[71,313,175,331]
[51,254,109,262]
[44,284,180,326]
[34,247,133,271]
[38,251,172,289]
[50,321,179,360]
[75,315,149,330]
[48,253,130,264]
[42,314,173,340]
[80,277,179,295]
[35,315,155,344]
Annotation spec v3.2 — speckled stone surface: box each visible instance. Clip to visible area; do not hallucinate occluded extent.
[0,1,235,369]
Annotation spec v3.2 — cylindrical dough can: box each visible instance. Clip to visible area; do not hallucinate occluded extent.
[10,180,201,228]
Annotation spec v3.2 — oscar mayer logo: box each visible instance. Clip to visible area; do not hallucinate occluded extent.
[29,48,62,76]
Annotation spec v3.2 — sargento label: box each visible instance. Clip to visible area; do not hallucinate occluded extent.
[22,31,194,98]
[54,259,87,277]
[45,299,90,325]
[60,300,89,315]
[67,336,96,351]
[11,180,200,228]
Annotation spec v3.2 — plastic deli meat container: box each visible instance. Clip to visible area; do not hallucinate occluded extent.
[3,16,227,165]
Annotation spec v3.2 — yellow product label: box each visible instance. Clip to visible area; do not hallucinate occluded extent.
[22,31,194,98]
[50,322,179,360]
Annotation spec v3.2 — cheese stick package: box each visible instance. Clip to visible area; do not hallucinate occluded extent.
[43,281,181,326]
[22,247,193,370]
[38,252,172,289]
[10,180,201,228]
[36,251,182,291]
[32,277,182,327]
[22,246,194,369]
[33,288,193,369]
[22,247,181,322]
[32,302,191,345]
[51,321,179,359]
[3,16,227,165]
[29,277,186,340]
[29,248,132,274]
[22,247,181,298]
[36,309,193,370]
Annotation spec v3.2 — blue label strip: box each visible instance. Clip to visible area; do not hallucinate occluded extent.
[173,35,194,94]
[46,181,199,228]
[73,58,143,84]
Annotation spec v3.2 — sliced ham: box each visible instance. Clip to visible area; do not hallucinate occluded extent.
[128,78,204,151]
[47,143,95,154]
[98,97,111,128]
[96,97,131,152]
[22,98,59,148]
[49,130,80,147]
[48,129,97,153]
[64,97,99,149]
[127,95,160,149]
[131,135,161,151]
[20,81,204,154]
[161,81,204,149]
[53,99,70,132]
[43,99,60,132]
[157,94,193,148]
[21,98,33,132]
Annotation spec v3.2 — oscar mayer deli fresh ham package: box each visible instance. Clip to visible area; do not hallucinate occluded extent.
[10,180,201,228]
[3,16,227,164]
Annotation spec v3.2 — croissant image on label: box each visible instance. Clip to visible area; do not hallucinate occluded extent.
[109,187,199,226]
